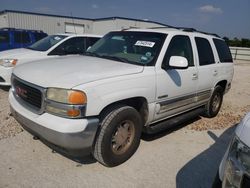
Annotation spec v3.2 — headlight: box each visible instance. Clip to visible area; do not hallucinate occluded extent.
[0,59,18,67]
[45,88,87,118]
[47,88,87,104]
[230,137,250,171]
[223,136,250,187]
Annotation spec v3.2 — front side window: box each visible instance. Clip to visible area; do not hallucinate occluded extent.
[27,35,67,51]
[86,37,100,48]
[163,35,194,67]
[49,37,85,55]
[213,38,233,63]
[14,32,30,43]
[195,37,215,66]
[87,31,167,66]
[0,32,9,43]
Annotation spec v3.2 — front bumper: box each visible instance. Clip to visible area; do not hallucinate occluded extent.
[9,91,99,156]
[0,66,12,86]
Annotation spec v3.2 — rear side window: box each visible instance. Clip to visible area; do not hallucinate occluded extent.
[213,39,233,63]
[14,32,31,43]
[195,37,215,66]
[0,32,9,43]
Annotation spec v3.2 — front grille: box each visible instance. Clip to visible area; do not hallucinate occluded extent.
[13,77,42,110]
[242,175,250,188]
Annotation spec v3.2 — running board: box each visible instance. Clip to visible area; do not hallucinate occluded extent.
[143,107,205,134]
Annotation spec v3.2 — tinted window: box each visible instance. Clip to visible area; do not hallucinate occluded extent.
[164,35,194,67]
[0,32,9,43]
[14,32,30,43]
[27,35,67,51]
[87,31,166,66]
[195,37,215,66]
[50,37,85,55]
[33,33,47,42]
[86,37,100,48]
[213,38,233,62]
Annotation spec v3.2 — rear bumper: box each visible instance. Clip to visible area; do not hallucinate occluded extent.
[9,91,99,156]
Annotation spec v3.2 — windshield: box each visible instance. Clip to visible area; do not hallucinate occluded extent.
[86,31,167,66]
[27,35,67,51]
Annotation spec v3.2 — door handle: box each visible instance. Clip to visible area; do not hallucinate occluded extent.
[192,73,198,80]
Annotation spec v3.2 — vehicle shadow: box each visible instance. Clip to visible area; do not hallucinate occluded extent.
[38,138,97,165]
[175,126,236,188]
[141,116,201,141]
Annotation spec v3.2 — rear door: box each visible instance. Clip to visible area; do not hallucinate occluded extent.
[194,37,217,104]
[154,35,198,121]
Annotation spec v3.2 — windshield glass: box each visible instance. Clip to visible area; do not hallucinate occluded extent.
[27,35,67,51]
[87,31,167,66]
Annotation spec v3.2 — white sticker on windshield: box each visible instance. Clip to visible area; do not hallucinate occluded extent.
[135,41,155,48]
[54,36,62,41]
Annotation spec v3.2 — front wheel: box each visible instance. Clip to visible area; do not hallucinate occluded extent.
[93,105,142,167]
[204,85,224,118]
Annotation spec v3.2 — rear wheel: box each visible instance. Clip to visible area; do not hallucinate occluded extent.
[93,105,142,167]
[204,85,224,118]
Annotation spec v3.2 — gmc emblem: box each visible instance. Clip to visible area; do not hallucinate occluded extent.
[16,86,28,98]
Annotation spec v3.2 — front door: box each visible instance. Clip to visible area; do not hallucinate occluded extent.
[154,35,198,121]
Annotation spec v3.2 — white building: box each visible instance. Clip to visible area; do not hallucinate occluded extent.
[0,10,167,35]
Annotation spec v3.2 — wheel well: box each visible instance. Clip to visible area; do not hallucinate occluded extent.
[99,97,149,125]
[216,80,227,92]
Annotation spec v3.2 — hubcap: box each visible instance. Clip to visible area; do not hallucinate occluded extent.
[111,120,135,155]
[212,93,221,112]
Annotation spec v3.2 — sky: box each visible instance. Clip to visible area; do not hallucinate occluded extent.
[1,0,249,38]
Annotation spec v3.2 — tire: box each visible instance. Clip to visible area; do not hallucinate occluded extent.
[204,85,224,118]
[93,105,142,167]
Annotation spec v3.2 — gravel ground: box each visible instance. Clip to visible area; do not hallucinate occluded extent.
[0,87,22,140]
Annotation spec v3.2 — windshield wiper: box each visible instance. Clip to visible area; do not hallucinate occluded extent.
[100,55,130,63]
[82,51,102,57]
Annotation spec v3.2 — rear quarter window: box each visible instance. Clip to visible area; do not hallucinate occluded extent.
[213,38,233,63]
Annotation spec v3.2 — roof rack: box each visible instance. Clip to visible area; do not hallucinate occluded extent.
[148,26,220,38]
[0,27,44,33]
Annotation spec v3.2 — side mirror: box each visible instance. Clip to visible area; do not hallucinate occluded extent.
[169,56,188,69]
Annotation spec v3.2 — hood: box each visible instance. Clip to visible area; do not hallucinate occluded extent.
[13,55,144,88]
[0,48,43,63]
[236,112,250,146]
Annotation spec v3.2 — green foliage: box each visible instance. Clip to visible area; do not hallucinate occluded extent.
[223,37,250,47]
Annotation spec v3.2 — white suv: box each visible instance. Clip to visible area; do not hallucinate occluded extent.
[0,33,101,86]
[9,28,234,167]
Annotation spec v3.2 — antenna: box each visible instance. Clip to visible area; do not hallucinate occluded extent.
[70,12,77,35]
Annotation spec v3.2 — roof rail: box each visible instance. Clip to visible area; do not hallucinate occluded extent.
[148,26,220,38]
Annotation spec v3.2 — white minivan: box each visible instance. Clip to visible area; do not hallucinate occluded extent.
[0,33,101,86]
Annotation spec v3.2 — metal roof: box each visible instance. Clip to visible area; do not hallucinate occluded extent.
[0,9,168,26]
